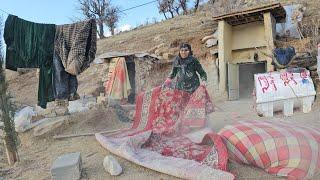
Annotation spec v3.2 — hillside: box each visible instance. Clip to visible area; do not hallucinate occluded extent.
[97,0,320,59]
[97,10,216,61]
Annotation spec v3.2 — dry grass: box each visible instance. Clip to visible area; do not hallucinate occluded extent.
[97,11,217,60]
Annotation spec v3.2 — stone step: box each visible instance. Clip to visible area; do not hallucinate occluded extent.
[51,152,82,180]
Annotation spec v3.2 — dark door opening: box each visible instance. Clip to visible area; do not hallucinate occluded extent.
[239,62,266,99]
[126,58,136,104]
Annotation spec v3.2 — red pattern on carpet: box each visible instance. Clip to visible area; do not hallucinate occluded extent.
[107,85,229,171]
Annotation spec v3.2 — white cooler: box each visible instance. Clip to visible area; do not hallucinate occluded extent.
[254,69,316,117]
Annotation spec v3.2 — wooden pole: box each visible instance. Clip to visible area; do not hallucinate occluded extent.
[3,139,19,165]
[53,128,130,140]
[1,17,19,166]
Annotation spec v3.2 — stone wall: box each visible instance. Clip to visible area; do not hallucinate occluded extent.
[199,54,221,100]
[135,58,172,93]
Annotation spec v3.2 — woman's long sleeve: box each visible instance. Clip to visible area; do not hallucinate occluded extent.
[195,59,207,81]
[168,66,178,79]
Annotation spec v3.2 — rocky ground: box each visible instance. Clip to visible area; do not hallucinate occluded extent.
[1,86,319,179]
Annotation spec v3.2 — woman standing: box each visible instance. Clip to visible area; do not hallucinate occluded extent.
[164,43,207,93]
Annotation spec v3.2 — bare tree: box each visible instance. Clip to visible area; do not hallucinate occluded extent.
[172,1,181,15]
[152,17,158,24]
[178,0,189,15]
[158,0,169,19]
[168,0,176,18]
[78,0,108,38]
[105,6,120,36]
[78,0,120,38]
[208,0,215,5]
[157,0,177,19]
[193,0,200,12]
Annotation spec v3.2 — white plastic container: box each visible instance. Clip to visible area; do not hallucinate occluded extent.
[254,69,316,117]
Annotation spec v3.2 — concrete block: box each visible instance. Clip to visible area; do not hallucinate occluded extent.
[51,152,82,180]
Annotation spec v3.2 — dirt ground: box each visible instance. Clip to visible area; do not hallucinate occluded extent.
[1,48,320,180]
[1,84,320,179]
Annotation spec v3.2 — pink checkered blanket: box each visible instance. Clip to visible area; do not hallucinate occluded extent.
[219,120,320,179]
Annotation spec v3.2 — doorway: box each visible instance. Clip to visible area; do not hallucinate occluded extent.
[239,62,266,99]
[228,62,266,100]
[125,57,136,104]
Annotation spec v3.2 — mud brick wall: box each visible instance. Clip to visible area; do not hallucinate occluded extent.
[134,57,171,93]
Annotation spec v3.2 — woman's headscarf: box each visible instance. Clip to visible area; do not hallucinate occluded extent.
[179,43,193,56]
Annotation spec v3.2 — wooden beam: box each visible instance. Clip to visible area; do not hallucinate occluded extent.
[53,128,131,140]
[213,2,285,23]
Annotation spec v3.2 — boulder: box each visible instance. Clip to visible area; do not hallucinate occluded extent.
[14,106,35,132]
[201,34,215,43]
[205,39,218,48]
[103,156,122,176]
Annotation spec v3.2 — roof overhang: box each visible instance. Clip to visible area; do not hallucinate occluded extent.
[213,3,286,26]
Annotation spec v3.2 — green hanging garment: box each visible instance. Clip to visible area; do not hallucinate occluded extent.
[4,15,56,108]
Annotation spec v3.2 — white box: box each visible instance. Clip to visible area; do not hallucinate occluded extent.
[254,69,316,117]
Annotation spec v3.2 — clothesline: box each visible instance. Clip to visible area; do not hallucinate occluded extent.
[4,15,97,108]
[0,8,10,15]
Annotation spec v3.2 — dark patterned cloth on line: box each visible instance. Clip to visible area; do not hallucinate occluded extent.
[54,19,97,75]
